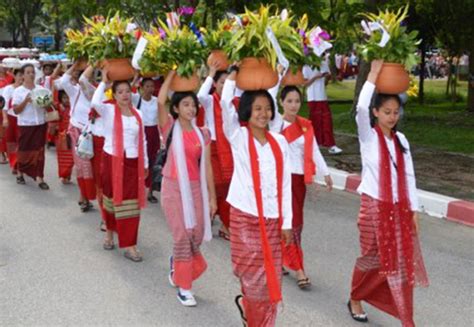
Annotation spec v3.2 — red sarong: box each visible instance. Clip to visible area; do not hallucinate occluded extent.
[5,114,19,171]
[17,124,47,180]
[68,124,96,200]
[211,141,231,228]
[101,152,141,248]
[161,177,207,290]
[282,174,306,271]
[144,125,160,188]
[0,114,6,153]
[55,104,74,178]
[230,207,282,327]
[350,194,429,327]
[308,100,336,147]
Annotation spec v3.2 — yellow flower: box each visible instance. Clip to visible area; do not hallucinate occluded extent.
[105,88,113,100]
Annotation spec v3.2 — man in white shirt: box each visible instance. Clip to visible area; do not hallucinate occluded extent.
[302,57,343,154]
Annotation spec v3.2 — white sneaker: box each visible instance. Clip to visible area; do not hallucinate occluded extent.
[328,146,343,154]
[177,289,197,307]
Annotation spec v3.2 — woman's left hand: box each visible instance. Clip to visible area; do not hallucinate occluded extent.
[324,175,333,192]
[281,229,293,246]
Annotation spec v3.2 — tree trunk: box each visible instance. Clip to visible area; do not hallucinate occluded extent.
[468,46,474,112]
[418,41,426,104]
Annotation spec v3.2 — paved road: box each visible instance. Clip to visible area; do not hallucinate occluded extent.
[1,149,473,326]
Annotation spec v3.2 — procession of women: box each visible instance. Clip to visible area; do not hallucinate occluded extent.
[0,5,429,327]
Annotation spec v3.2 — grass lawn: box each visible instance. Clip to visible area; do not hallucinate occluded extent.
[298,79,474,155]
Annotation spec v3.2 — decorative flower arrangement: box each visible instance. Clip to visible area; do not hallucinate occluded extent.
[204,19,233,51]
[227,5,280,68]
[406,75,419,98]
[81,12,139,63]
[31,87,53,107]
[64,29,87,61]
[357,5,420,69]
[139,19,206,78]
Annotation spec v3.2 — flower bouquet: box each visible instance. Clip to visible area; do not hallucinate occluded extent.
[358,5,420,94]
[140,18,206,91]
[226,5,281,90]
[32,87,53,107]
[82,13,139,80]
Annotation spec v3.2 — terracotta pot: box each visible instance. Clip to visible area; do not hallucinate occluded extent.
[207,50,230,71]
[236,57,279,91]
[75,58,88,71]
[103,58,135,81]
[170,72,200,92]
[375,63,410,94]
[141,71,158,78]
[281,67,305,86]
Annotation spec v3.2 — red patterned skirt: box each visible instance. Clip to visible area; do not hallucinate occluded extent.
[17,124,47,180]
[101,152,141,248]
[230,206,282,327]
[161,177,207,290]
[5,114,19,171]
[211,141,231,228]
[350,194,429,327]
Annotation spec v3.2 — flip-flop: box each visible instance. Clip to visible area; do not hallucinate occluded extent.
[218,230,230,241]
[16,176,26,185]
[103,241,115,250]
[124,250,143,262]
[297,277,312,289]
[38,182,50,190]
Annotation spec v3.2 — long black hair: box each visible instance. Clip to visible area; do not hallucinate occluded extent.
[371,93,407,153]
[238,90,276,122]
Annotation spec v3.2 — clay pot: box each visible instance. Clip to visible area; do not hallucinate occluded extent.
[170,72,200,92]
[236,57,279,91]
[102,58,135,81]
[281,67,305,86]
[207,50,230,71]
[375,63,410,94]
[75,58,88,71]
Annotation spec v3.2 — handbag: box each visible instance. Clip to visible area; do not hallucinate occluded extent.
[45,107,60,122]
[151,124,174,192]
[75,123,94,160]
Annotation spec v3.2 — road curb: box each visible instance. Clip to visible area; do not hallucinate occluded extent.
[315,167,474,227]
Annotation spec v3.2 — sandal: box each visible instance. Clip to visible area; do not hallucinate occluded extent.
[38,182,50,190]
[297,277,312,289]
[347,300,368,323]
[218,230,230,241]
[234,295,248,327]
[103,240,115,250]
[124,250,143,262]
[99,221,107,232]
[282,267,289,276]
[147,194,158,203]
[16,176,26,185]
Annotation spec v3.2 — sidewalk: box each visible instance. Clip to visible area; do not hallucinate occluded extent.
[315,167,474,227]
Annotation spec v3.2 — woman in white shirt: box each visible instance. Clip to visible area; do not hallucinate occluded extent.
[197,63,233,240]
[158,71,216,307]
[348,60,428,326]
[269,85,333,290]
[91,69,148,263]
[57,63,98,211]
[221,68,292,327]
[131,78,160,203]
[2,68,23,174]
[12,64,49,189]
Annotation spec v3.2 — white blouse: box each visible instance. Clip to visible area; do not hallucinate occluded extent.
[2,84,17,116]
[12,85,46,126]
[269,112,330,177]
[92,82,148,167]
[356,81,419,211]
[221,79,293,229]
[132,93,158,126]
[197,76,217,140]
[56,73,93,129]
